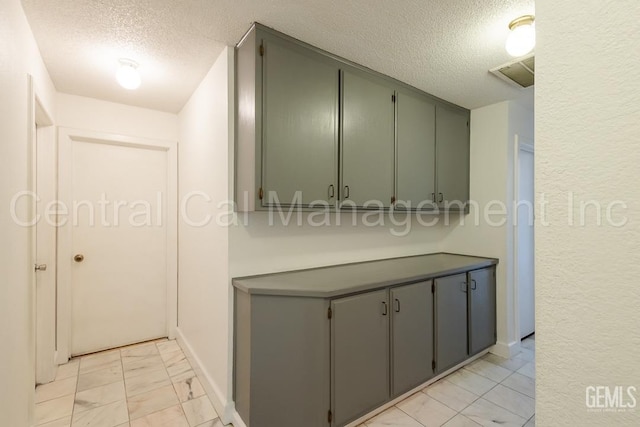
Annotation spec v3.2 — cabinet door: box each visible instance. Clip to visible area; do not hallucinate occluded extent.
[262,37,339,207]
[341,70,395,208]
[435,273,468,372]
[435,104,470,209]
[331,289,390,426]
[391,281,433,396]
[396,91,436,210]
[468,268,497,355]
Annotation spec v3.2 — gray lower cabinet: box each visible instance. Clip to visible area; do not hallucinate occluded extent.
[233,255,497,427]
[331,289,390,426]
[261,35,339,207]
[234,292,330,427]
[332,281,435,425]
[435,104,470,209]
[340,69,395,209]
[391,281,434,396]
[469,268,497,355]
[435,273,469,373]
[435,267,497,373]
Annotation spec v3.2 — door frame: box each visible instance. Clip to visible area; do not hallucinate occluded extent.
[34,93,56,384]
[56,127,178,362]
[513,135,534,341]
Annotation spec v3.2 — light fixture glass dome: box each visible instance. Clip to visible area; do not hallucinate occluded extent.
[116,59,141,90]
[505,15,535,57]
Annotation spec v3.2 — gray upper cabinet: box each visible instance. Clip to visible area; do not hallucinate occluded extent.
[468,267,497,355]
[391,281,434,396]
[436,104,470,210]
[396,90,437,210]
[331,289,390,426]
[261,36,339,207]
[236,23,470,212]
[435,273,468,373]
[341,69,395,209]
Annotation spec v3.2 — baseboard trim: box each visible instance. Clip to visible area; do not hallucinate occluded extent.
[174,328,236,425]
[490,340,521,358]
[231,411,248,427]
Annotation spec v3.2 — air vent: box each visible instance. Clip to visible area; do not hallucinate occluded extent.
[490,54,534,88]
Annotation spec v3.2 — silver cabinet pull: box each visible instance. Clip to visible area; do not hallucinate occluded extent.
[34,264,47,272]
[438,193,444,203]
[74,254,84,263]
[344,185,350,199]
[328,184,335,198]
[460,282,468,293]
[471,279,477,290]
[381,301,388,316]
[394,298,400,313]
[431,193,436,203]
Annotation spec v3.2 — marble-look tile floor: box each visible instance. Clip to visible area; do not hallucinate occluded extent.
[360,335,535,427]
[34,339,225,427]
[36,336,534,427]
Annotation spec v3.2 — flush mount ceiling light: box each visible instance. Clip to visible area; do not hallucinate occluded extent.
[116,58,141,90]
[505,15,536,57]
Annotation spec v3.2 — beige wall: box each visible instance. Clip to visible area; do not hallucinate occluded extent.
[536,0,640,424]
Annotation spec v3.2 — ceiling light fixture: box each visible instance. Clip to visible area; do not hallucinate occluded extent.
[116,58,141,90]
[505,15,535,57]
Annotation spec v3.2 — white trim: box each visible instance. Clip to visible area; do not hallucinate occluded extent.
[33,90,56,383]
[175,328,237,425]
[34,120,57,384]
[231,413,248,427]
[513,135,535,343]
[490,339,522,359]
[26,74,37,427]
[56,127,178,360]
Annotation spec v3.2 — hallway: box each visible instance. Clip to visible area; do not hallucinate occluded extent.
[34,339,222,427]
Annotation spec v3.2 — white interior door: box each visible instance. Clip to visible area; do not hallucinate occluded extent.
[60,130,176,356]
[517,143,535,338]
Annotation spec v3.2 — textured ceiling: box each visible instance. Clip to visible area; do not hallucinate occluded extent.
[21,0,534,113]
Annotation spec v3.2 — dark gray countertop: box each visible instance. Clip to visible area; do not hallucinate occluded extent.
[232,253,498,298]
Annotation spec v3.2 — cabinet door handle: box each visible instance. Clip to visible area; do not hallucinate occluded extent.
[381,301,388,316]
[471,279,477,290]
[328,184,335,199]
[431,193,436,203]
[438,192,444,203]
[460,282,468,293]
[394,298,400,313]
[344,185,350,199]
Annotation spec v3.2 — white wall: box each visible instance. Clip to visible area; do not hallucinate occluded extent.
[56,93,178,141]
[230,213,447,277]
[536,1,640,425]
[177,47,235,422]
[0,0,57,425]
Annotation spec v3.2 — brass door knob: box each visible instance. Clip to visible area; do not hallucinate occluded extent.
[74,254,84,263]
